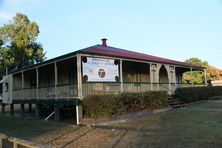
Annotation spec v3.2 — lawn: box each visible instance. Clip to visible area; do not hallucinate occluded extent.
[1,101,222,147]
[109,101,222,147]
[0,115,68,140]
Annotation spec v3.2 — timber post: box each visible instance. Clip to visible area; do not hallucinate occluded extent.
[20,103,25,118]
[54,103,60,122]
[10,104,14,116]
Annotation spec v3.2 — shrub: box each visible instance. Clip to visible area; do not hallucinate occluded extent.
[83,91,168,119]
[174,86,222,103]
[83,94,118,118]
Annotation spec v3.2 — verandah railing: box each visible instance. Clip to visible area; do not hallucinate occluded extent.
[12,82,207,100]
[12,84,78,100]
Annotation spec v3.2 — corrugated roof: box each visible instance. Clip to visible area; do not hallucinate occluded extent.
[79,44,204,69]
[9,43,205,74]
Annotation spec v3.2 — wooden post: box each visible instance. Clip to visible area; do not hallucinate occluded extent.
[204,69,207,86]
[20,103,25,118]
[1,104,5,114]
[35,104,41,120]
[10,104,14,116]
[28,103,32,112]
[0,138,2,148]
[54,104,60,122]
[174,66,177,87]
[36,67,39,100]
[54,62,58,99]
[120,59,123,92]
[77,54,82,100]
[150,63,153,90]
[190,68,193,86]
[21,71,24,99]
[76,54,83,125]
[0,134,7,148]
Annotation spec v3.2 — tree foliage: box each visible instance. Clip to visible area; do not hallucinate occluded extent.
[183,57,222,83]
[207,66,222,81]
[0,13,45,78]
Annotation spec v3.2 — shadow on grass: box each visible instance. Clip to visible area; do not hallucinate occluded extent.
[0,114,71,140]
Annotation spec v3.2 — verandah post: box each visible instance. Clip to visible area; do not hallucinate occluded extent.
[174,66,177,88]
[35,103,41,120]
[76,54,83,125]
[20,103,25,117]
[190,68,193,86]
[54,62,58,99]
[36,67,39,100]
[149,63,153,91]
[28,103,32,112]
[10,104,14,116]
[1,104,5,114]
[120,59,123,92]
[204,69,207,86]
[54,103,60,122]
[21,71,24,100]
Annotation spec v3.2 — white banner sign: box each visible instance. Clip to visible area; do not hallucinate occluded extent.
[82,57,119,82]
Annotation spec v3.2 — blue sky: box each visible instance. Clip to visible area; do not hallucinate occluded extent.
[0,0,222,69]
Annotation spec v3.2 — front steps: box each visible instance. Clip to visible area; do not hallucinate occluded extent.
[168,95,188,108]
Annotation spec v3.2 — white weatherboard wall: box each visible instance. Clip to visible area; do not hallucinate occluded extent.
[2,74,13,104]
[82,57,119,82]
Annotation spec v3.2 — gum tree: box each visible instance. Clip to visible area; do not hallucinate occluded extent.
[0,13,46,78]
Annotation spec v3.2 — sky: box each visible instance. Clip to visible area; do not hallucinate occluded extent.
[0,0,222,69]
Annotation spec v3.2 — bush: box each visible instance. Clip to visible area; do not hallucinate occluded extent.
[174,86,222,103]
[83,94,118,118]
[83,91,168,119]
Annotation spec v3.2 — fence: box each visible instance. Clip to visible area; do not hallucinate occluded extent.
[0,133,46,148]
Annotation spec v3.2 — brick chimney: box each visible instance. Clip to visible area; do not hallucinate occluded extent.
[101,38,107,46]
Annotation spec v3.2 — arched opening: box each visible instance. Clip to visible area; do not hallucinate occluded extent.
[159,65,169,83]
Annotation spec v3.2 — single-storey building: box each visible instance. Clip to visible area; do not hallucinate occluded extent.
[0,39,206,124]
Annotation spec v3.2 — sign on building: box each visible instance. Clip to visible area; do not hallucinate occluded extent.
[82,57,119,82]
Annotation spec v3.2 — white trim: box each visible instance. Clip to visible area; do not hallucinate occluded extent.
[77,54,82,100]
[0,77,7,83]
[76,105,79,125]
[204,69,207,86]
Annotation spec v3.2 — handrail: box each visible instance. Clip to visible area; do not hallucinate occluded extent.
[159,83,174,94]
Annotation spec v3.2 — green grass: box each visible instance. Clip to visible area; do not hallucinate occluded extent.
[0,115,62,140]
[1,101,222,147]
[187,102,222,109]
[110,101,222,147]
[209,96,222,100]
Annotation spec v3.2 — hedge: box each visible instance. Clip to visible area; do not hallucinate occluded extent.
[83,91,168,118]
[174,86,222,103]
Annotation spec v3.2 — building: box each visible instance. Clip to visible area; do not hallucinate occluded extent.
[0,39,206,124]
[212,80,222,86]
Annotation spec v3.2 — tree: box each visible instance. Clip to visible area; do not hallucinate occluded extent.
[207,66,222,81]
[183,57,222,83]
[0,13,45,78]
